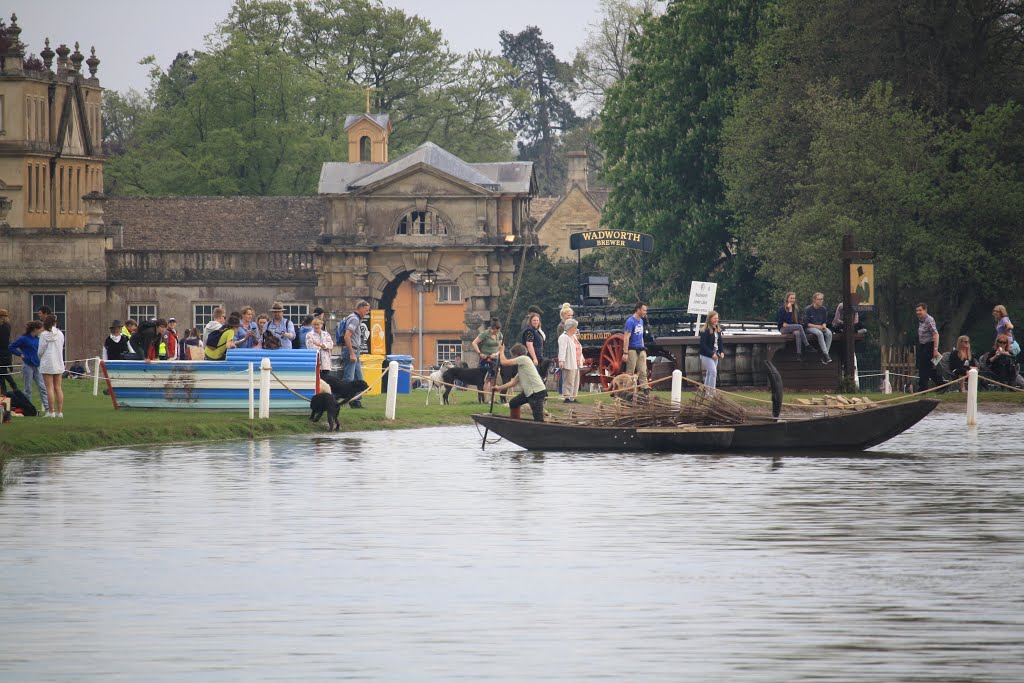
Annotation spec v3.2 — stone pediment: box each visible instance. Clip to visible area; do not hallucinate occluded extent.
[352,163,494,198]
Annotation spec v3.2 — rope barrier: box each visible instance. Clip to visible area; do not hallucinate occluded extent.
[268,365,391,405]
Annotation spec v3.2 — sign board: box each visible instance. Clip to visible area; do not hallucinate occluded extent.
[570,230,654,252]
[850,263,874,312]
[686,281,718,315]
[370,309,386,355]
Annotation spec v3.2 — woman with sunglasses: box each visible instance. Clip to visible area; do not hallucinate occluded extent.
[984,334,1018,388]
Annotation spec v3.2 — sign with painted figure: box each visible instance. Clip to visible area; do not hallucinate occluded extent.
[370,309,386,355]
[850,263,874,311]
[570,230,654,252]
[687,281,718,315]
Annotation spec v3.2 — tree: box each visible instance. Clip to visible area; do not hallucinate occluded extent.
[597,0,772,317]
[500,26,582,194]
[105,0,524,195]
[720,0,1024,342]
[573,0,664,114]
[493,253,584,340]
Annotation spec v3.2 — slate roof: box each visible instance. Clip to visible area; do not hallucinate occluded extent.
[344,113,391,130]
[104,196,323,251]
[319,142,534,195]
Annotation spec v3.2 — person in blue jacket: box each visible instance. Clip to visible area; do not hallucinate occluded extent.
[699,310,725,390]
[8,320,48,412]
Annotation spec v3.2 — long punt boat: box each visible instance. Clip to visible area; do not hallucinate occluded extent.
[473,398,938,453]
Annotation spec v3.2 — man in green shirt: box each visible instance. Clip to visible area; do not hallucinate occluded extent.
[496,343,548,421]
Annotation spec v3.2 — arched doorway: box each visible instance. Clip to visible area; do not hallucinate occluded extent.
[377,270,413,357]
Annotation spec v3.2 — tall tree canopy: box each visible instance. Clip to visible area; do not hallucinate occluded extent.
[597,0,771,313]
[106,0,524,195]
[721,0,1024,342]
[500,26,582,195]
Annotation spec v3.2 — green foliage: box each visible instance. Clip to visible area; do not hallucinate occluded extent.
[500,26,583,194]
[106,0,523,195]
[597,0,773,318]
[493,252,585,338]
[721,0,1024,343]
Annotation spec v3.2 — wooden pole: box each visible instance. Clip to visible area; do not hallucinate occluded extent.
[842,233,855,387]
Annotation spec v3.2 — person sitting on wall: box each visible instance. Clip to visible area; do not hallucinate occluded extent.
[803,292,833,364]
[830,303,867,335]
[776,292,810,361]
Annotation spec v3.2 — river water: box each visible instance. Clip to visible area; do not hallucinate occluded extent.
[1,408,1022,682]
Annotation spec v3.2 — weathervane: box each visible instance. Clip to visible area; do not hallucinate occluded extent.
[364,85,376,114]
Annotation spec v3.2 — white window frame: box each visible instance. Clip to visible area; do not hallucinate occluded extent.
[435,284,462,304]
[436,340,463,363]
[193,303,223,330]
[31,293,67,359]
[128,303,158,323]
[282,304,309,322]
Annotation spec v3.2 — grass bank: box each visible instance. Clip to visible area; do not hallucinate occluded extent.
[2,381,1019,458]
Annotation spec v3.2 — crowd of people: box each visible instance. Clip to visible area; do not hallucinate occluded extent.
[921,303,1021,392]
[3,305,67,417]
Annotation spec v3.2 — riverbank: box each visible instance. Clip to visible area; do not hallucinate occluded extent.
[2,381,1020,458]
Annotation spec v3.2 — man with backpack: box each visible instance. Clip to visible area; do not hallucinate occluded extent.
[266,302,296,349]
[338,300,371,408]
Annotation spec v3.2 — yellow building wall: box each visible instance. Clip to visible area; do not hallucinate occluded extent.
[389,279,465,368]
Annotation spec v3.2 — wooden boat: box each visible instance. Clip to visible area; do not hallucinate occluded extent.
[472,398,939,453]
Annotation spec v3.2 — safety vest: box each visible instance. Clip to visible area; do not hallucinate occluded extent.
[158,336,168,360]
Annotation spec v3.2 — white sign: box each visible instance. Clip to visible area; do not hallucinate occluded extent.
[687,281,718,315]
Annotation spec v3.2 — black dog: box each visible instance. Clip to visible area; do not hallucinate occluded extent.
[320,374,370,408]
[442,364,488,404]
[309,392,341,431]
[439,359,555,404]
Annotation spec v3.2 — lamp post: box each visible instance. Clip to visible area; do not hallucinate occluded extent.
[413,270,437,374]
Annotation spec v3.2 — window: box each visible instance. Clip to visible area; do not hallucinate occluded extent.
[58,165,64,213]
[0,94,5,132]
[359,135,371,162]
[397,209,448,236]
[436,340,463,363]
[193,304,223,330]
[282,304,309,322]
[128,303,158,323]
[31,294,67,359]
[26,163,33,212]
[435,284,461,304]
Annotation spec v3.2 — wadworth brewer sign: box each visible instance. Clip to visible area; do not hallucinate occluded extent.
[570,230,654,252]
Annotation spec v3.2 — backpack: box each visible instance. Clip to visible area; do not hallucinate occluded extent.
[205,327,227,349]
[7,389,38,417]
[261,330,282,350]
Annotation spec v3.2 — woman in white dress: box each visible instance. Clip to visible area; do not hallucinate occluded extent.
[38,314,66,418]
[557,319,583,402]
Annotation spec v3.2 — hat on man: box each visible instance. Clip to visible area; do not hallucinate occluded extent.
[110,319,122,330]
[527,305,544,315]
[168,317,176,323]
[270,301,285,312]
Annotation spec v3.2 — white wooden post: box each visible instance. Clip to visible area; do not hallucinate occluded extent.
[93,356,101,396]
[259,357,272,419]
[966,367,978,427]
[671,369,682,405]
[694,314,702,336]
[882,370,892,394]
[385,360,399,420]
[248,362,255,420]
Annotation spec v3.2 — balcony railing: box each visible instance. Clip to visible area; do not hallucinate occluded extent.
[106,250,317,283]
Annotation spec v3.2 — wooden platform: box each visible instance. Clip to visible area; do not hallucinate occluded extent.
[653,332,866,391]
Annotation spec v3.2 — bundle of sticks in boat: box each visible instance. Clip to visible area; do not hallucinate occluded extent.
[556,388,748,428]
[676,388,748,425]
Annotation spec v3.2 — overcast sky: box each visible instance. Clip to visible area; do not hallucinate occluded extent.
[12,0,601,94]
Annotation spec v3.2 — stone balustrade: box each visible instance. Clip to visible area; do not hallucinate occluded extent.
[106,250,317,283]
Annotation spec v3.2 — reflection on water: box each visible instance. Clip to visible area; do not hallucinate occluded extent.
[1,409,1022,682]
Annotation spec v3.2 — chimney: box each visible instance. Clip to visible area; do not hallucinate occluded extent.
[567,151,588,192]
